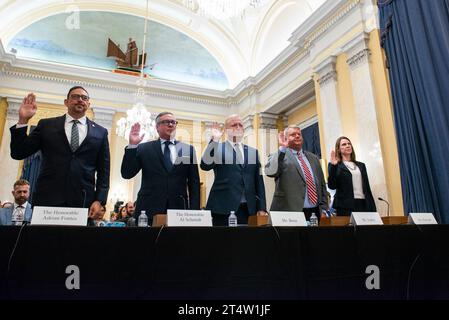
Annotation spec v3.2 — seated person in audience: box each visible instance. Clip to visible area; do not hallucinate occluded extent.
[0,179,33,225]
[87,204,107,226]
[328,136,376,216]
[109,212,118,222]
[125,201,135,217]
[117,205,131,224]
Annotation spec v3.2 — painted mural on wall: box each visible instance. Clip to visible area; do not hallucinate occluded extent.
[7,11,228,90]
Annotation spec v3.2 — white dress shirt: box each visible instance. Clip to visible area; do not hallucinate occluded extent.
[160,138,177,164]
[65,114,88,147]
[12,201,28,225]
[227,140,245,164]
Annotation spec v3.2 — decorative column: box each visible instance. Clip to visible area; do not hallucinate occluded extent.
[242,114,255,147]
[0,99,21,202]
[201,121,219,207]
[92,107,115,133]
[258,112,279,210]
[314,56,343,159]
[343,32,388,214]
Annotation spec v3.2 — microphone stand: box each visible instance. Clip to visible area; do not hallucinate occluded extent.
[378,197,390,217]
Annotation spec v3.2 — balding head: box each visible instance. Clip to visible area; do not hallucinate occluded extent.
[225,114,244,143]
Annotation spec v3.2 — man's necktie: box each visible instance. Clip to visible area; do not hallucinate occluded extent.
[70,120,80,152]
[234,143,244,165]
[13,205,24,226]
[163,141,173,171]
[298,152,318,205]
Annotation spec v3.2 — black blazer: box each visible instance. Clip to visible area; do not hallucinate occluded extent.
[10,115,110,207]
[121,139,200,218]
[200,141,266,215]
[327,161,376,212]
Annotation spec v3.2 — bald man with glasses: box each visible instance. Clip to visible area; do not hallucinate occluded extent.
[200,114,267,226]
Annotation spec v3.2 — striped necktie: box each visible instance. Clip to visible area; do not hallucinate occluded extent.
[13,205,24,226]
[70,120,80,152]
[298,152,318,205]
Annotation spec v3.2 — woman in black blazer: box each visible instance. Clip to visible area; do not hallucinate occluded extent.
[328,136,376,216]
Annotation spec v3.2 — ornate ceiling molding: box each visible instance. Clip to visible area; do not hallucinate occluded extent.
[290,0,362,50]
[343,32,372,69]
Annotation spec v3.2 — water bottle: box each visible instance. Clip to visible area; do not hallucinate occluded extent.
[138,210,148,227]
[309,212,318,227]
[228,211,237,227]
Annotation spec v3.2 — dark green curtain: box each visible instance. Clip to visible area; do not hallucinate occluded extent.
[379,0,449,223]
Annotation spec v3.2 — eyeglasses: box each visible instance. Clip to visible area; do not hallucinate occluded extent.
[158,120,178,126]
[69,94,90,101]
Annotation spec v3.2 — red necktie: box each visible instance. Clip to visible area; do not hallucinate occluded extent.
[298,152,318,205]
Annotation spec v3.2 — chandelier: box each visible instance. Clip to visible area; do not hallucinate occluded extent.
[116,0,157,141]
[183,0,264,20]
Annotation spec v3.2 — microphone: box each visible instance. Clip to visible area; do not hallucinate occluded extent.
[82,189,87,208]
[179,195,187,210]
[378,197,390,217]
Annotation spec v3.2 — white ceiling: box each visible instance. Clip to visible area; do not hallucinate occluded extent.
[0,0,326,88]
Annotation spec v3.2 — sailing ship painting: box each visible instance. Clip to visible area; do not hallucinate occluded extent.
[107,37,155,75]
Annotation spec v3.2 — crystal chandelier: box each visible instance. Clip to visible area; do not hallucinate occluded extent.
[116,0,157,141]
[183,0,264,20]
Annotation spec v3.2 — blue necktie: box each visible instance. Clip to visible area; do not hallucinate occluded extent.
[163,140,173,171]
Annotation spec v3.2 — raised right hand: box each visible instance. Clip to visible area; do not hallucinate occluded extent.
[18,93,37,124]
[278,131,288,148]
[129,122,145,145]
[330,150,338,165]
[210,122,223,141]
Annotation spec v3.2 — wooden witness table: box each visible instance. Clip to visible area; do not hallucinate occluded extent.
[153,214,408,226]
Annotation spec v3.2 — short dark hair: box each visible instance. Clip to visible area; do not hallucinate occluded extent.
[13,179,30,189]
[156,112,174,124]
[67,86,89,100]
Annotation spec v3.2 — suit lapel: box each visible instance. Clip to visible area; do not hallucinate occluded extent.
[242,145,248,168]
[286,149,305,182]
[76,118,96,152]
[224,141,234,166]
[57,115,72,153]
[5,207,13,226]
[25,203,32,222]
[154,139,167,172]
[173,141,187,169]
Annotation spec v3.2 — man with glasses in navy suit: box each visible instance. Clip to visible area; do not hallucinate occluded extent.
[121,112,200,225]
[10,86,110,215]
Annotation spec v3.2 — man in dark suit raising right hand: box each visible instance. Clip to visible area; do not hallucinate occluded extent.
[121,112,200,224]
[10,87,110,214]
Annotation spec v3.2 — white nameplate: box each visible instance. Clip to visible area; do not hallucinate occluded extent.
[350,212,383,225]
[408,212,437,225]
[31,206,88,226]
[167,210,212,227]
[269,211,307,226]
